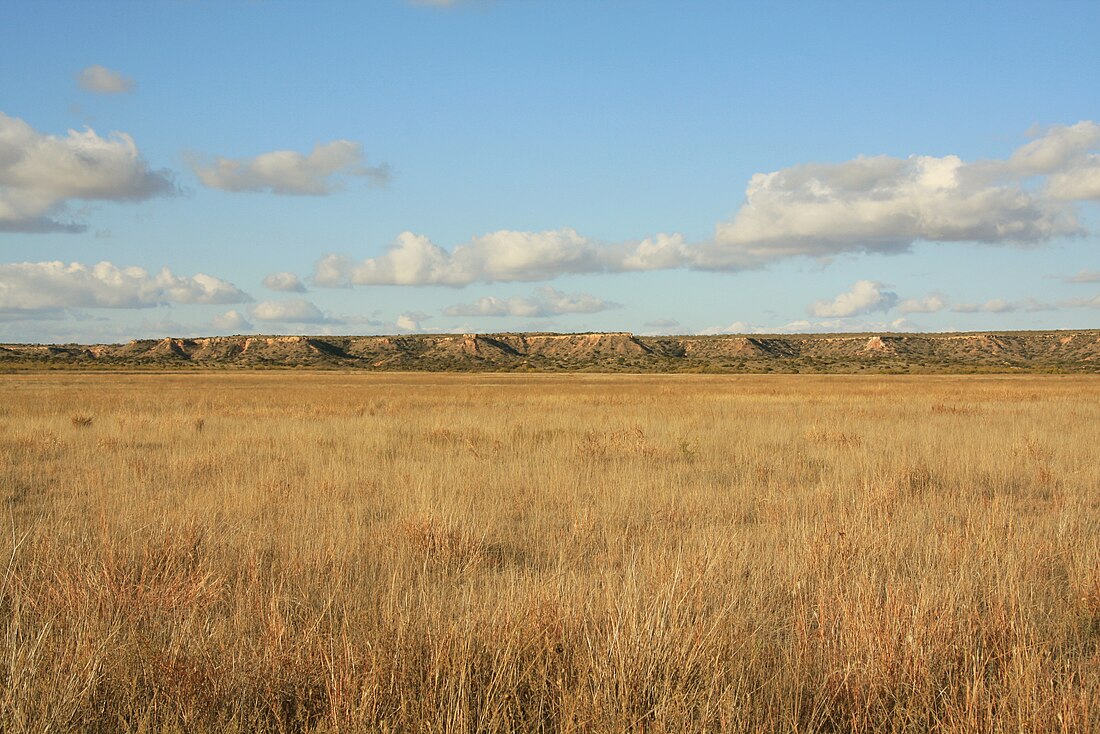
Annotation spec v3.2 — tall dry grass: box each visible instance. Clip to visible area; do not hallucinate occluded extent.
[0,372,1098,732]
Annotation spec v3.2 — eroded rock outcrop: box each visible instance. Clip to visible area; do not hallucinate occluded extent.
[3,330,1098,372]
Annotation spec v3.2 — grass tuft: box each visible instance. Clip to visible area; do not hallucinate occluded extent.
[0,371,1097,732]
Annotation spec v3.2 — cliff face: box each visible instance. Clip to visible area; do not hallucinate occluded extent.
[2,331,1099,372]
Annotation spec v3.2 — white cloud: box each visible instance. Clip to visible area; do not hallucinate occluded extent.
[697,316,921,336]
[1010,121,1100,177]
[771,320,815,333]
[1064,269,1100,283]
[262,271,306,292]
[1014,298,1055,312]
[77,65,135,94]
[342,231,460,285]
[703,153,1080,268]
[311,121,1100,287]
[311,254,354,288]
[1048,160,1100,201]
[537,287,617,315]
[811,280,898,318]
[443,286,617,317]
[1011,122,1100,201]
[816,317,917,333]
[697,321,756,335]
[190,140,389,195]
[951,297,1053,314]
[0,261,249,312]
[979,299,1016,314]
[781,317,919,333]
[0,112,175,233]
[443,296,532,317]
[325,229,604,286]
[212,309,252,331]
[678,120,1100,269]
[313,229,693,287]
[162,271,250,304]
[617,233,694,271]
[396,312,431,332]
[898,294,947,314]
[1064,294,1100,308]
[249,299,333,324]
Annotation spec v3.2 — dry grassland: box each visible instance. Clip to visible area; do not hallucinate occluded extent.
[1,372,1098,733]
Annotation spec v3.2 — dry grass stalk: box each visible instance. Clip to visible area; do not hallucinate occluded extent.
[0,371,1096,732]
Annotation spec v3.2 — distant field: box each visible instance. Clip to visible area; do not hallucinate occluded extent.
[2,372,1098,732]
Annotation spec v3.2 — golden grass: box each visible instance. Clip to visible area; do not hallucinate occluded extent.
[0,371,1098,732]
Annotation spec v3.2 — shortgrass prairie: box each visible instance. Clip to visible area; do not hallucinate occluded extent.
[1,372,1098,732]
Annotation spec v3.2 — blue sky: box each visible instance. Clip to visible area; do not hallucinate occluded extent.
[1,0,1098,342]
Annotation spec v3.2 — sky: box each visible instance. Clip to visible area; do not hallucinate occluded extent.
[1,0,1099,343]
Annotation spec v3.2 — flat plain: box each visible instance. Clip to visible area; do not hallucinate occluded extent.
[1,371,1098,732]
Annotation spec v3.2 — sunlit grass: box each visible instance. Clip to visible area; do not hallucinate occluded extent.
[0,372,1098,732]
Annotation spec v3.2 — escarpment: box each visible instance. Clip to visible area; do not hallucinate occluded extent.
[3,330,1098,373]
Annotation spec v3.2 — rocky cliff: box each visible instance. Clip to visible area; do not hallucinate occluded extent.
[2,331,1099,372]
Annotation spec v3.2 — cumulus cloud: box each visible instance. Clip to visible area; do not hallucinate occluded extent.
[0,112,175,233]
[262,271,306,292]
[190,140,389,195]
[703,153,1080,269]
[697,319,801,335]
[249,299,334,324]
[1049,162,1100,201]
[317,229,603,286]
[535,287,617,314]
[312,229,690,287]
[616,233,695,271]
[1064,269,1100,283]
[442,296,535,317]
[212,309,252,331]
[696,321,755,335]
[76,65,135,94]
[310,121,1100,286]
[396,312,431,332]
[1064,294,1100,308]
[810,280,898,318]
[1011,122,1100,201]
[702,122,1093,267]
[311,254,353,288]
[698,317,919,335]
[799,317,918,333]
[1009,121,1100,175]
[898,294,947,314]
[443,286,617,317]
[951,297,1053,314]
[0,261,249,312]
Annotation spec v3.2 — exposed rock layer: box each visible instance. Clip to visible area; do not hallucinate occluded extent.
[3,330,1099,372]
